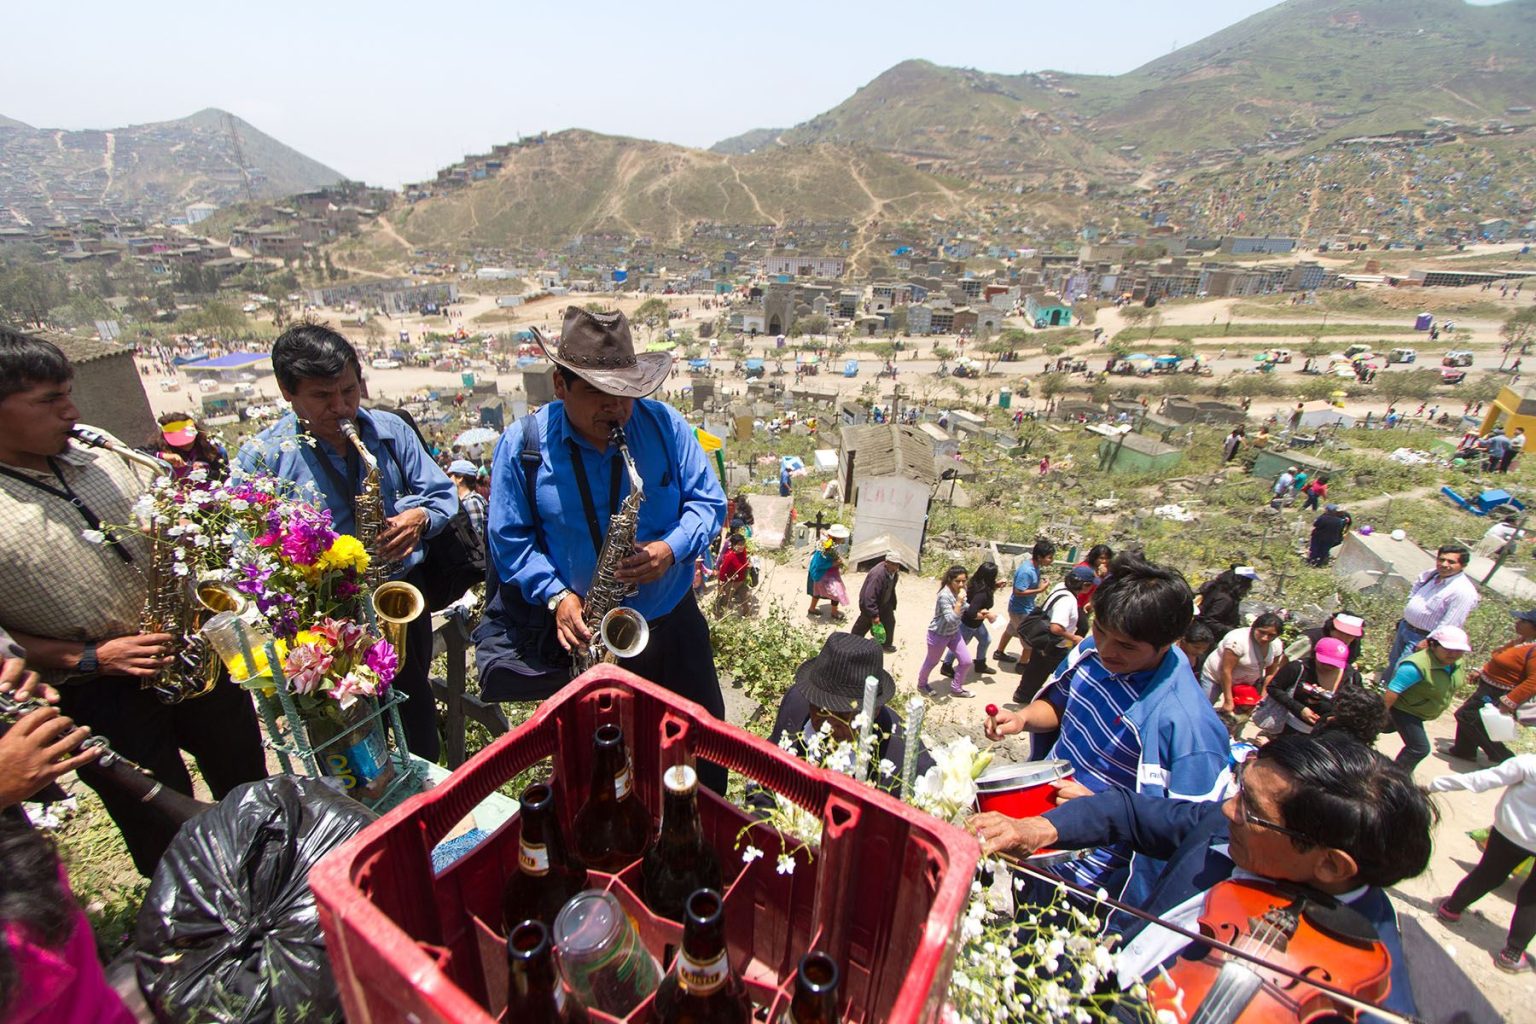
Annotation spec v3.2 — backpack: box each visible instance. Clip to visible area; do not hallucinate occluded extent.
[1017,589,1075,650]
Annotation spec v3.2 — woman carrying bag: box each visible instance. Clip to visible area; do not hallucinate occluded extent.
[1252,637,1362,736]
[805,526,850,621]
[1448,608,1536,765]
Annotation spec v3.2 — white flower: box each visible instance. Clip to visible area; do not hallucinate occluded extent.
[172,562,190,576]
[741,845,764,863]
[80,529,106,544]
[776,730,796,753]
[775,853,796,875]
[229,498,249,512]
[188,467,208,483]
[878,758,896,778]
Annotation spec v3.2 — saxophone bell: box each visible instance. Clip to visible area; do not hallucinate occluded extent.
[597,606,649,660]
[372,580,425,665]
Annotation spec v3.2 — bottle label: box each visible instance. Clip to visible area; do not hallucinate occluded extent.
[519,838,550,875]
[614,761,633,800]
[678,950,729,994]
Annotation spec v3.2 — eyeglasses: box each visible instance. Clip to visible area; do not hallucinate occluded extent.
[1232,761,1316,847]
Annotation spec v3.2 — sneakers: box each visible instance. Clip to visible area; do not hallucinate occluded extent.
[1435,900,1462,924]
[939,663,956,678]
[1494,947,1530,973]
[917,680,935,696]
[950,686,975,698]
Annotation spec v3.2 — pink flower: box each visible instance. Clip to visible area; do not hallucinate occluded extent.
[363,638,398,685]
[283,643,334,695]
[331,670,382,708]
[312,617,367,653]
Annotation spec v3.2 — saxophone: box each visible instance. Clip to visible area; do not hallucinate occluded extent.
[339,419,424,662]
[71,426,239,704]
[572,425,650,677]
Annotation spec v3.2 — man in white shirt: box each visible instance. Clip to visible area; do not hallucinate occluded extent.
[1386,543,1479,676]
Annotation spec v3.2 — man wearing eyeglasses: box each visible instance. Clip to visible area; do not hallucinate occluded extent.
[968,732,1432,1022]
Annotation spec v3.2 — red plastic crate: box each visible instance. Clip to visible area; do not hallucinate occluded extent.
[311,667,978,1024]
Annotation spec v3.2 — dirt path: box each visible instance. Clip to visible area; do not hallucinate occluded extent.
[373,214,412,252]
[100,131,115,201]
[729,163,777,226]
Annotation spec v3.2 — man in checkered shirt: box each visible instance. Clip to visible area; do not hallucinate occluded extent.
[0,327,265,874]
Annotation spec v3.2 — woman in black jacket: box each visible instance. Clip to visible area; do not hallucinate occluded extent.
[1258,636,1364,737]
[942,561,1003,677]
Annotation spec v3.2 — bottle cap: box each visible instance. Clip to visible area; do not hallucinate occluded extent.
[663,764,698,794]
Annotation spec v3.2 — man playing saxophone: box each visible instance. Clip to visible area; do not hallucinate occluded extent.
[0,327,266,875]
[236,322,457,762]
[480,307,727,788]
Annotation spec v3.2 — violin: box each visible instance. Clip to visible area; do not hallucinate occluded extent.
[1146,878,1391,1024]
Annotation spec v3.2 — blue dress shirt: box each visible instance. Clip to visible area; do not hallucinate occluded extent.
[488,399,725,620]
[234,408,457,578]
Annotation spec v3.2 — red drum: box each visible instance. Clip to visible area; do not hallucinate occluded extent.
[974,759,1074,819]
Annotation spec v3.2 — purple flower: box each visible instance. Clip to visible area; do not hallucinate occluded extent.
[364,638,398,685]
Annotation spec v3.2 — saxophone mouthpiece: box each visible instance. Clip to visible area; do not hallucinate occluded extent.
[339,419,361,441]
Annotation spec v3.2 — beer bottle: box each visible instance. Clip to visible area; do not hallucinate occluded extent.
[503,782,589,932]
[653,889,752,1024]
[784,952,841,1024]
[573,723,652,871]
[506,918,585,1023]
[642,764,723,920]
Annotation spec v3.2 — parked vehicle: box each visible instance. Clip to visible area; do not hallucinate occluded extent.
[1269,349,1293,364]
[1343,343,1373,358]
[1441,366,1468,385]
[371,358,401,369]
[1389,348,1417,364]
[1442,350,1475,367]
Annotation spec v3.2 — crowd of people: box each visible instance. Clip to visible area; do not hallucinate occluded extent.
[6,299,1536,1022]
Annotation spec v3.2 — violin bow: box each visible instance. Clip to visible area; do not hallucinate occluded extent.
[996,852,1425,1024]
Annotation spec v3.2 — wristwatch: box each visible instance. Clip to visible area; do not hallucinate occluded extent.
[547,589,573,612]
[77,642,100,676]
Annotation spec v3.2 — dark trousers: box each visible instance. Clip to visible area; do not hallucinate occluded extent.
[851,603,896,644]
[1450,682,1517,763]
[391,566,441,763]
[1390,706,1432,771]
[58,674,267,875]
[619,592,728,795]
[1445,826,1536,954]
[1015,644,1067,704]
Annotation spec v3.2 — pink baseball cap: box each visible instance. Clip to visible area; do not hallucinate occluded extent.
[1331,614,1364,637]
[1314,637,1351,669]
[1427,625,1472,652]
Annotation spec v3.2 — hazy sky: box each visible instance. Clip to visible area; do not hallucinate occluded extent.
[0,0,1515,187]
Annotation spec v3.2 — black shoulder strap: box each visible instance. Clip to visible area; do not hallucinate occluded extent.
[519,412,543,536]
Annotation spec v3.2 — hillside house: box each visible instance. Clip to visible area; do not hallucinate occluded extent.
[1220,236,1298,255]
[1024,293,1072,327]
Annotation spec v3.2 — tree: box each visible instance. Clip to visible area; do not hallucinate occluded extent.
[182,301,250,338]
[1071,298,1098,326]
[932,346,956,362]
[1500,308,1536,367]
[0,259,69,328]
[1036,372,1069,402]
[888,306,908,335]
[1371,368,1440,406]
[1120,306,1152,333]
[633,297,671,339]
[792,313,829,338]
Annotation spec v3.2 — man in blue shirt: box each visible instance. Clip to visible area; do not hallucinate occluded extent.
[480,308,727,783]
[993,538,1054,662]
[983,551,1229,908]
[237,323,457,761]
[970,732,1430,1024]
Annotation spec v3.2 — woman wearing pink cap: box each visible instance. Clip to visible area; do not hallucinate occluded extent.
[153,411,228,480]
[1383,625,1471,771]
[1256,637,1366,737]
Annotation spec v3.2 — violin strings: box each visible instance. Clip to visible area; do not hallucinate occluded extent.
[995,853,1418,1024]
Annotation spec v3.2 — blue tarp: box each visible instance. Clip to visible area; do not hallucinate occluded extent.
[181,351,269,370]
[744,358,764,370]
[689,358,709,370]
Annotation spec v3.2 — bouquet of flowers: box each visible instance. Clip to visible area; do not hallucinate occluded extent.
[127,468,371,639]
[277,616,397,716]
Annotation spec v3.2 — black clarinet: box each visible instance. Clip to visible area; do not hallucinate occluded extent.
[0,692,210,824]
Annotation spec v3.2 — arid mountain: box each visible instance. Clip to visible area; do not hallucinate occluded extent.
[0,114,32,130]
[390,130,967,250]
[715,0,1536,183]
[0,108,345,226]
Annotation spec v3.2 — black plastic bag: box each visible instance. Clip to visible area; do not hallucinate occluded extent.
[134,775,377,1023]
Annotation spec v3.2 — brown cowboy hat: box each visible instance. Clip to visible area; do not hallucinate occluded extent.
[532,306,671,399]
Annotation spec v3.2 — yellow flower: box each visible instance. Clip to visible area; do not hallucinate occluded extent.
[229,638,288,687]
[317,535,369,574]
